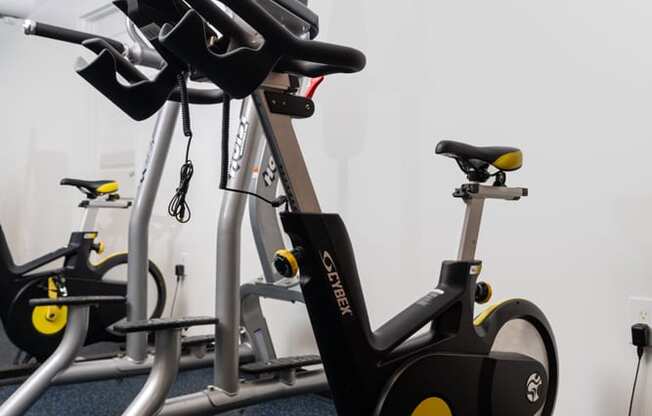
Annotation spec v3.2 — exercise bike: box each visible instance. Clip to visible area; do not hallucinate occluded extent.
[274,141,559,415]
[0,178,166,361]
[153,1,559,414]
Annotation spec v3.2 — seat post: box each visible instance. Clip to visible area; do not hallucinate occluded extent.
[78,203,100,232]
[457,197,485,262]
[455,183,528,261]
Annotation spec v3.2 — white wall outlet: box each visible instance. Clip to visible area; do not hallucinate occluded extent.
[176,251,190,278]
[628,297,652,325]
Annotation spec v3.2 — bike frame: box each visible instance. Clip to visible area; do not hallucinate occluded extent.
[245,79,558,415]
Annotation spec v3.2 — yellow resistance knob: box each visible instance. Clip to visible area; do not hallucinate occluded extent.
[274,249,300,278]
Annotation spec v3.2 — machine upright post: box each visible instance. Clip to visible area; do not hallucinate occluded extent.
[215,98,264,393]
[126,101,180,362]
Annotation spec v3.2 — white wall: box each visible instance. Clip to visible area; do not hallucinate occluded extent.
[1,0,652,415]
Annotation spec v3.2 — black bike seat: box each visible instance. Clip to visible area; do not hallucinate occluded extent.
[436,140,523,171]
[60,178,119,198]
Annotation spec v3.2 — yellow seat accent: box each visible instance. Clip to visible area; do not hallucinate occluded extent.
[96,182,119,194]
[32,278,68,335]
[492,151,523,171]
[412,397,453,416]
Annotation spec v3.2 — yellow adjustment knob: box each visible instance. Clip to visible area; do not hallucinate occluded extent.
[274,249,300,278]
[33,277,68,335]
[92,241,106,255]
[32,305,68,335]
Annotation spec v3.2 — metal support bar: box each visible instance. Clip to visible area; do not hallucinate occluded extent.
[127,101,180,362]
[158,370,328,416]
[79,207,100,232]
[83,199,133,209]
[252,89,321,214]
[122,329,181,416]
[455,184,526,261]
[457,198,485,262]
[0,306,90,416]
[44,344,252,386]
[249,138,286,284]
[215,98,264,393]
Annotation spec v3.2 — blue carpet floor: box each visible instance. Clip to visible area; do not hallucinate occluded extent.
[0,368,336,415]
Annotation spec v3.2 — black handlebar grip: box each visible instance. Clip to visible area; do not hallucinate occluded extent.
[76,50,179,121]
[82,39,147,84]
[24,20,126,54]
[169,87,225,104]
[208,0,365,74]
[159,11,281,99]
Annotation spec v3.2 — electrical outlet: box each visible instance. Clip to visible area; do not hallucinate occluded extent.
[176,252,189,277]
[628,297,652,325]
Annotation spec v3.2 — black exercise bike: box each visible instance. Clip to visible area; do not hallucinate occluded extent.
[275,141,559,415]
[0,179,166,361]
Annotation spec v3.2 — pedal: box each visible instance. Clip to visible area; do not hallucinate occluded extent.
[240,354,321,375]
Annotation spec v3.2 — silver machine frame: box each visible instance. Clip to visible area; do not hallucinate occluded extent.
[157,75,328,416]
[0,306,90,416]
[5,8,331,414]
[2,29,321,416]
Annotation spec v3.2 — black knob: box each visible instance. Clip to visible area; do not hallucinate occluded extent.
[475,281,493,304]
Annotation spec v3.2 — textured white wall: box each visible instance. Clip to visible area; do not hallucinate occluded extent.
[1,0,652,415]
[0,0,39,18]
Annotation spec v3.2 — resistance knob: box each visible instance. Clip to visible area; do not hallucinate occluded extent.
[273,248,302,278]
[475,281,493,304]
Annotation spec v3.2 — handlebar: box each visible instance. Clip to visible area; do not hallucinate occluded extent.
[23,19,224,120]
[23,20,126,54]
[158,0,366,98]
[220,0,365,72]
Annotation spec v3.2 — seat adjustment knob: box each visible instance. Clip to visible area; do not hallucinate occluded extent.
[475,281,493,304]
[273,248,302,278]
[92,241,105,255]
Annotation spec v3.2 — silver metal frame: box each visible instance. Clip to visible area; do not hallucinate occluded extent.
[0,306,90,416]
[10,19,329,413]
[251,86,321,214]
[122,329,181,416]
[154,78,329,415]
[214,97,264,394]
[127,101,179,362]
[457,184,527,261]
[249,136,288,284]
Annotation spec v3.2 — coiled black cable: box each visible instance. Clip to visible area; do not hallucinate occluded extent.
[168,72,195,223]
[219,93,231,190]
[218,94,288,208]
